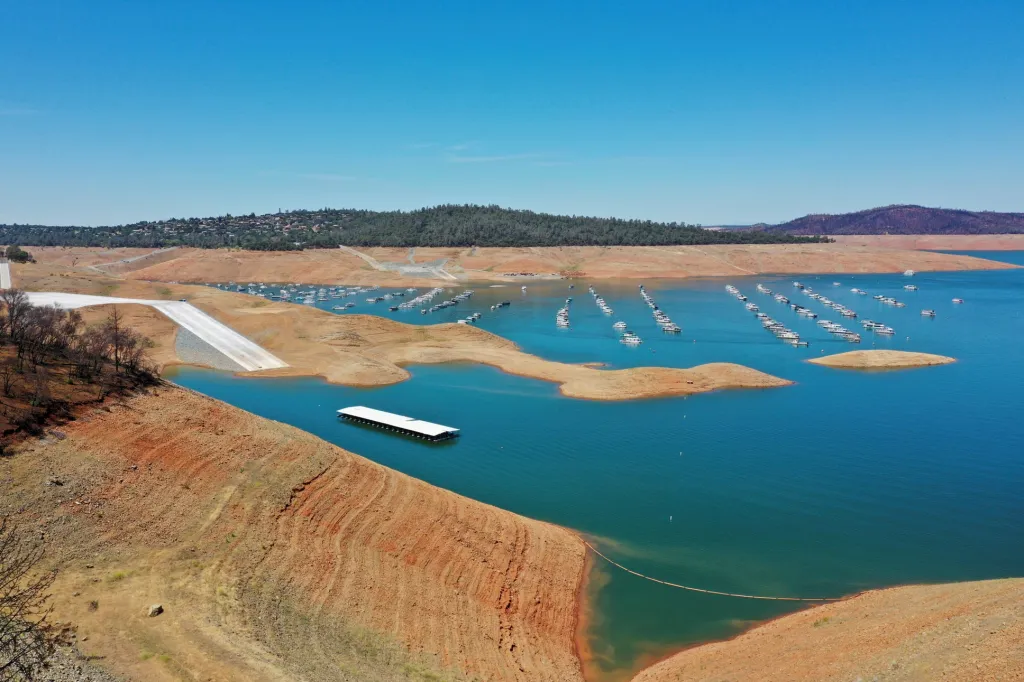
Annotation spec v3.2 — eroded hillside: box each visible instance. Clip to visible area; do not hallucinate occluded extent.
[2,385,587,681]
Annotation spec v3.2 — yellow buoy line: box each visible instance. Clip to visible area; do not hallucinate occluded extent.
[584,540,845,602]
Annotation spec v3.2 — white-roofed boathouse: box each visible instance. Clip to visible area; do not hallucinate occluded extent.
[337,406,460,441]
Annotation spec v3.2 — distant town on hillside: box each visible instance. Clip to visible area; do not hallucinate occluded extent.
[0,205,826,250]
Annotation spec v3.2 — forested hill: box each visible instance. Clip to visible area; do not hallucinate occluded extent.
[765,205,1024,235]
[0,204,827,250]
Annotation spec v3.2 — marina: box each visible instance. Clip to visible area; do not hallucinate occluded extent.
[170,253,1023,677]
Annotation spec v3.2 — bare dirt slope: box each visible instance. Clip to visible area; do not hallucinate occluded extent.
[832,234,1024,251]
[631,578,1024,682]
[25,244,1015,286]
[12,262,792,400]
[809,350,956,370]
[3,385,587,682]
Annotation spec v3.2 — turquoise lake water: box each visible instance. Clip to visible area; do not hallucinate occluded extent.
[173,252,1024,679]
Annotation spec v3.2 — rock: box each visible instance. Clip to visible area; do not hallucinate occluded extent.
[147,604,163,617]
[46,476,65,486]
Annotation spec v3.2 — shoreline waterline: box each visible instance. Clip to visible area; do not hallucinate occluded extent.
[165,259,1024,679]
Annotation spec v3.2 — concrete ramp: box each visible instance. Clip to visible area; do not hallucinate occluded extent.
[24,292,287,372]
[0,261,12,289]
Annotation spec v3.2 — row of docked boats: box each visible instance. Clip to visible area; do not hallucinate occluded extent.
[816,318,863,342]
[399,287,443,310]
[589,286,615,315]
[587,286,640,343]
[872,293,906,308]
[641,285,681,333]
[725,284,748,302]
[752,282,862,343]
[734,285,808,346]
[422,289,475,315]
[795,285,868,340]
[797,284,859,319]
[556,298,572,327]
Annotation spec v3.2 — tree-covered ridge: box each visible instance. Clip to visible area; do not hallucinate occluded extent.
[767,205,1024,235]
[0,204,829,250]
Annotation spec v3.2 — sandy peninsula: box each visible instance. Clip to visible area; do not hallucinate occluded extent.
[810,349,956,370]
[12,261,792,400]
[631,577,1024,682]
[23,242,1017,287]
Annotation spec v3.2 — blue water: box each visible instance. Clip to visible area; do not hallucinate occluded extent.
[174,254,1024,680]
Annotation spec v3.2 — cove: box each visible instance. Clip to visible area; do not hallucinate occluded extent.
[172,257,1024,679]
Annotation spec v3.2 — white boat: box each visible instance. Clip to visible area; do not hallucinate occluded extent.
[904,269,916,276]
[952,298,964,304]
[904,285,918,291]
[921,309,936,317]
[613,321,627,330]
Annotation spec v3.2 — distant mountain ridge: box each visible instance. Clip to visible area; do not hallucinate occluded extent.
[766,205,1024,235]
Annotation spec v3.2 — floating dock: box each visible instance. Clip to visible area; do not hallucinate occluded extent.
[337,406,460,441]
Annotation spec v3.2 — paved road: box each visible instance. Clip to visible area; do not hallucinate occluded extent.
[0,261,11,289]
[339,245,459,281]
[89,246,179,272]
[24,292,287,372]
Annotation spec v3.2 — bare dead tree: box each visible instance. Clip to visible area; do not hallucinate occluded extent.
[0,290,30,344]
[29,369,50,409]
[0,518,56,681]
[72,327,107,381]
[0,362,15,398]
[54,309,82,352]
[102,307,125,373]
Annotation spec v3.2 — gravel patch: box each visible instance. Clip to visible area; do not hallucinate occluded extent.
[174,326,246,372]
[34,644,125,682]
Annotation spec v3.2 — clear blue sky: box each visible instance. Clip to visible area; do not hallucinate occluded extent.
[2,0,1022,226]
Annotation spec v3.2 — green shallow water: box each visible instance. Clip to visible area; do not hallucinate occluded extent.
[172,254,1024,679]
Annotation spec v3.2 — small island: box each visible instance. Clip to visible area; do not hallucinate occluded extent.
[809,349,956,370]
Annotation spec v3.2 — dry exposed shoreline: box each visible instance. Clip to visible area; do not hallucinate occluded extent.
[7,381,1021,682]
[6,250,1022,681]
[23,242,1018,287]
[4,385,588,682]
[630,578,1024,682]
[13,261,793,400]
[832,233,1024,251]
[810,349,956,370]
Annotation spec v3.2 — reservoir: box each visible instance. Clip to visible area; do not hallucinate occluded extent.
[170,253,1024,679]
